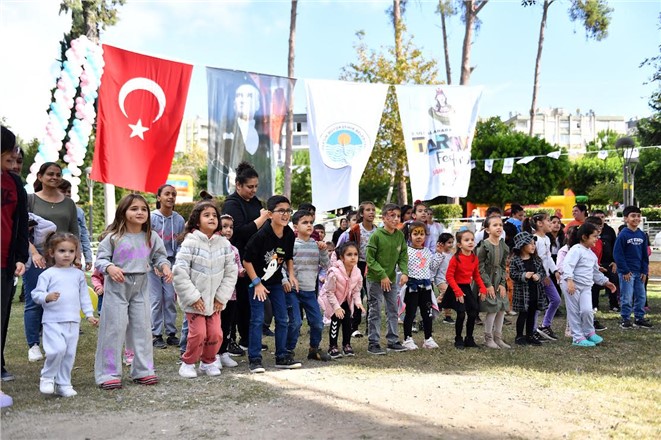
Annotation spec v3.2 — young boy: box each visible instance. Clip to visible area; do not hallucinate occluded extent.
[348,201,377,337]
[285,210,331,361]
[365,203,409,354]
[243,195,301,373]
[614,206,652,329]
[313,224,326,242]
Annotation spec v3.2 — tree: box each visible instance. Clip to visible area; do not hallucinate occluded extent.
[634,147,661,207]
[523,0,612,136]
[436,0,457,84]
[341,32,439,206]
[467,117,569,208]
[460,0,489,85]
[275,150,311,206]
[283,0,298,199]
[637,16,661,147]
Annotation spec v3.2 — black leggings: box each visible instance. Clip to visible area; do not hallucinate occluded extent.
[351,261,368,332]
[329,301,352,347]
[516,289,539,337]
[454,284,478,339]
[403,287,433,339]
[218,300,237,354]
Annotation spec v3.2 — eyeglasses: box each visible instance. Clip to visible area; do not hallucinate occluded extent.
[272,208,293,215]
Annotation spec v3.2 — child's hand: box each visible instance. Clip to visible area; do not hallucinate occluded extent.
[532,274,540,282]
[598,267,607,273]
[334,308,345,319]
[640,274,647,283]
[192,298,205,312]
[283,280,292,293]
[486,286,495,299]
[154,267,163,277]
[45,292,60,303]
[94,286,104,296]
[399,274,408,286]
[239,268,247,277]
[213,299,223,313]
[290,275,299,292]
[543,277,551,286]
[87,316,99,327]
[162,266,173,283]
[609,262,617,273]
[85,262,93,272]
[525,271,534,280]
[456,294,465,304]
[380,277,392,292]
[317,241,327,251]
[14,262,25,277]
[605,281,617,293]
[623,272,632,282]
[356,303,365,312]
[555,271,561,283]
[498,285,506,298]
[253,283,269,301]
[32,252,46,269]
[107,265,125,283]
[567,279,576,295]
[436,294,444,303]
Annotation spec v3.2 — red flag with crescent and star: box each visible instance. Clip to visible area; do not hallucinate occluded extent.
[91,45,193,192]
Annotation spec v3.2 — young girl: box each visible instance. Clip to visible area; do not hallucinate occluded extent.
[94,195,172,390]
[546,215,565,262]
[320,242,364,358]
[31,233,98,397]
[561,223,616,347]
[476,216,511,349]
[402,221,438,350]
[150,184,185,349]
[216,213,245,368]
[432,233,455,325]
[439,230,487,349]
[174,201,238,378]
[524,213,561,341]
[510,232,548,346]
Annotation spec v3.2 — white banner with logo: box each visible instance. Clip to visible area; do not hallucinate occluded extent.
[306,79,388,212]
[395,85,483,200]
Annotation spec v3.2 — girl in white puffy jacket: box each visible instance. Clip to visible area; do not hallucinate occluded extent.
[173,201,238,378]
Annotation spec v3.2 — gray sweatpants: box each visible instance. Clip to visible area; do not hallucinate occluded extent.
[95,274,154,384]
[367,281,400,346]
[41,321,79,387]
[148,270,177,337]
[561,281,595,343]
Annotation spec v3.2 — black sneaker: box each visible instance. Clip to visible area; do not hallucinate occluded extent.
[308,347,331,362]
[166,334,180,346]
[503,317,512,326]
[152,335,167,349]
[342,344,355,357]
[261,344,269,352]
[443,316,454,324]
[620,320,633,329]
[263,327,275,337]
[594,320,607,331]
[475,316,483,326]
[464,336,479,348]
[367,344,386,355]
[275,356,302,369]
[515,336,527,346]
[249,359,265,374]
[526,335,542,346]
[454,336,465,349]
[387,341,407,352]
[634,318,653,329]
[537,326,558,341]
[532,330,549,343]
[328,346,343,359]
[411,323,418,333]
[1,369,15,382]
[227,341,245,357]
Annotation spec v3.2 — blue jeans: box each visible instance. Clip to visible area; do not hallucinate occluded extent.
[23,265,46,348]
[286,290,323,350]
[619,273,646,321]
[179,317,189,355]
[248,284,288,360]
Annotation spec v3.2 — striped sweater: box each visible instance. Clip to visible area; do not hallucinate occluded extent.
[292,236,329,291]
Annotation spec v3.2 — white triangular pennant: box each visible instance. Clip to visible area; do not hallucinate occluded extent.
[547,150,562,159]
[597,150,609,160]
[516,156,535,164]
[471,160,476,169]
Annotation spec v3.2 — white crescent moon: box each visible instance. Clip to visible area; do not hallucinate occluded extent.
[118,77,167,122]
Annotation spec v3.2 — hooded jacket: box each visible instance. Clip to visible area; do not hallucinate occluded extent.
[319,260,363,319]
[151,209,185,258]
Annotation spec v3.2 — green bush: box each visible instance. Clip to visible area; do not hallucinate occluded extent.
[524,208,555,218]
[175,196,225,221]
[642,207,661,221]
[430,204,463,223]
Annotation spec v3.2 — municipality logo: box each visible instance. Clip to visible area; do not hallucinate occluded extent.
[319,123,369,169]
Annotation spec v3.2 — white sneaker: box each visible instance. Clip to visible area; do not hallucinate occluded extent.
[28,345,43,362]
[402,337,419,350]
[178,362,197,378]
[55,385,77,398]
[39,377,55,394]
[351,330,363,338]
[213,354,222,370]
[199,362,221,377]
[220,352,238,368]
[422,337,439,349]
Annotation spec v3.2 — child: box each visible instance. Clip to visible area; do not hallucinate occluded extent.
[614,206,652,329]
[523,212,561,341]
[402,221,438,350]
[94,194,172,390]
[561,223,616,347]
[31,233,98,397]
[510,232,547,346]
[174,201,238,378]
[348,201,377,338]
[313,224,326,242]
[243,195,301,373]
[285,210,331,361]
[365,203,409,355]
[216,214,245,368]
[150,184,185,349]
[439,230,487,349]
[476,216,511,349]
[320,242,364,358]
[431,233,455,324]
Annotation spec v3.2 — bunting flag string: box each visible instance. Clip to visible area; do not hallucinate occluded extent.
[471,144,660,164]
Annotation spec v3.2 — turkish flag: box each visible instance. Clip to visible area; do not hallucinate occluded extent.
[91,45,193,193]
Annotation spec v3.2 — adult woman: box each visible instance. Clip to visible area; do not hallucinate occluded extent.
[221,162,270,354]
[332,217,348,245]
[24,162,79,362]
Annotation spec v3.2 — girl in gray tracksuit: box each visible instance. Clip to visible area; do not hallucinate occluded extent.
[94,195,171,389]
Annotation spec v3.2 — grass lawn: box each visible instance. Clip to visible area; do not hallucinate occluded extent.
[1,281,659,439]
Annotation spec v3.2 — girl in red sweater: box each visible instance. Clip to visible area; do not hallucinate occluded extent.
[439,230,487,349]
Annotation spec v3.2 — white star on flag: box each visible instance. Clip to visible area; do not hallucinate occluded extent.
[128,119,149,140]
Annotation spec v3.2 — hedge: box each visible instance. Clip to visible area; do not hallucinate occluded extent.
[430,204,463,223]
[524,208,556,218]
[642,207,661,221]
[174,196,225,221]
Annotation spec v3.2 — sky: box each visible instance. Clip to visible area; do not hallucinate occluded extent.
[1,0,659,143]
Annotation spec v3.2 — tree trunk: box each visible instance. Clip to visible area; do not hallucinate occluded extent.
[441,9,452,85]
[283,0,298,199]
[393,0,402,62]
[529,0,553,136]
[398,164,408,205]
[460,0,488,85]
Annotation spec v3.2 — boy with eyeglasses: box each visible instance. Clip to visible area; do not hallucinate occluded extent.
[243,195,301,373]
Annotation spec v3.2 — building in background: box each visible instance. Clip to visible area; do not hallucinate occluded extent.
[176,116,209,154]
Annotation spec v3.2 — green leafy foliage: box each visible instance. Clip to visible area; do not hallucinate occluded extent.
[635,147,661,207]
[642,207,661,221]
[568,0,612,41]
[430,204,463,222]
